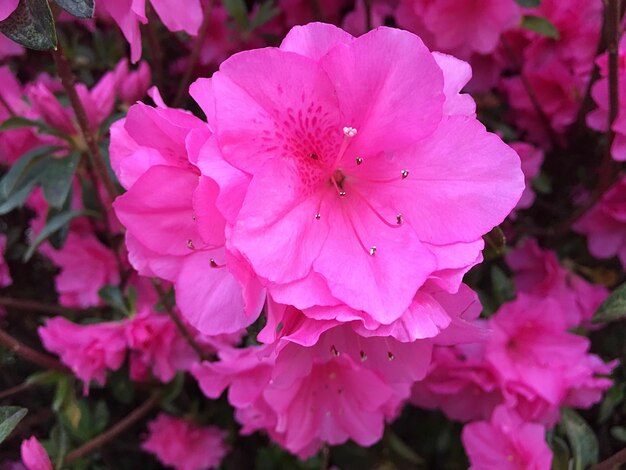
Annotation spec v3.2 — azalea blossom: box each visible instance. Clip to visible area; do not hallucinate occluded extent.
[190,22,523,331]
[142,414,228,470]
[20,437,52,470]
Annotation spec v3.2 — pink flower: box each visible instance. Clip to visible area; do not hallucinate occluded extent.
[41,232,120,308]
[509,143,544,211]
[397,0,520,59]
[20,437,52,470]
[506,238,608,327]
[111,101,265,335]
[142,414,228,470]
[0,234,12,288]
[39,317,127,392]
[0,34,23,60]
[191,23,523,329]
[462,406,552,470]
[125,309,198,382]
[574,176,626,267]
[0,0,18,21]
[113,60,151,104]
[486,295,613,417]
[98,0,202,63]
[410,342,503,422]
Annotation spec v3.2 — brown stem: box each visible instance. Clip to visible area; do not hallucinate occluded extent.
[64,393,161,464]
[0,380,36,400]
[0,297,81,316]
[52,44,119,205]
[173,0,214,108]
[151,280,210,361]
[592,447,626,470]
[0,328,69,373]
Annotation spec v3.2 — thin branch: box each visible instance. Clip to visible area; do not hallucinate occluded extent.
[64,392,162,464]
[0,328,69,373]
[0,296,80,316]
[52,44,119,205]
[592,447,626,470]
[151,280,210,361]
[0,380,36,400]
[173,0,214,107]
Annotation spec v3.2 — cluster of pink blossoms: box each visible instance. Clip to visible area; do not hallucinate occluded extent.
[109,21,528,457]
[412,239,615,468]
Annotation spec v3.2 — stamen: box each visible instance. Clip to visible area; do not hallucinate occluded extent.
[309,152,319,160]
[352,187,403,229]
[388,351,395,361]
[315,213,321,220]
[330,345,340,356]
[330,176,346,197]
[355,157,363,165]
[396,214,403,225]
[333,126,358,167]
[360,350,368,362]
[209,258,225,268]
[343,127,358,137]
[345,212,376,257]
[369,246,377,256]
[401,169,409,179]
[187,239,195,250]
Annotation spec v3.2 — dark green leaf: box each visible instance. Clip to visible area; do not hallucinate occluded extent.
[549,435,570,470]
[599,383,625,423]
[24,209,95,261]
[491,265,515,305]
[52,0,94,19]
[40,153,80,209]
[223,0,249,29]
[483,226,506,254]
[49,424,69,469]
[0,0,57,50]
[46,187,73,250]
[561,408,598,470]
[532,171,552,195]
[98,285,129,315]
[249,1,279,30]
[385,429,425,465]
[593,282,626,323]
[0,179,38,215]
[0,406,28,444]
[0,146,57,200]
[611,426,626,443]
[521,15,560,39]
[516,0,541,7]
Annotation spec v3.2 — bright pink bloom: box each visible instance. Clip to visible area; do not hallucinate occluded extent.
[20,437,52,470]
[506,238,608,327]
[396,0,520,59]
[574,176,626,267]
[39,317,126,392]
[486,295,613,418]
[191,23,523,329]
[125,309,198,382]
[113,60,151,104]
[98,0,202,63]
[410,342,502,422]
[0,234,12,288]
[462,406,552,470]
[41,232,120,308]
[111,101,265,335]
[588,36,626,161]
[0,0,18,21]
[142,414,228,470]
[0,34,23,60]
[509,143,544,211]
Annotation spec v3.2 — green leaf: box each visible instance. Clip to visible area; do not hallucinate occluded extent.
[52,0,94,19]
[0,0,57,50]
[521,15,560,39]
[599,383,625,424]
[549,435,570,470]
[561,408,599,470]
[249,1,279,30]
[0,179,38,215]
[611,426,626,443]
[24,209,94,261]
[0,406,28,444]
[491,265,515,305]
[516,0,541,7]
[0,146,57,200]
[49,424,69,469]
[223,0,249,29]
[593,282,626,323]
[40,153,80,209]
[98,285,129,315]
[532,171,552,195]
